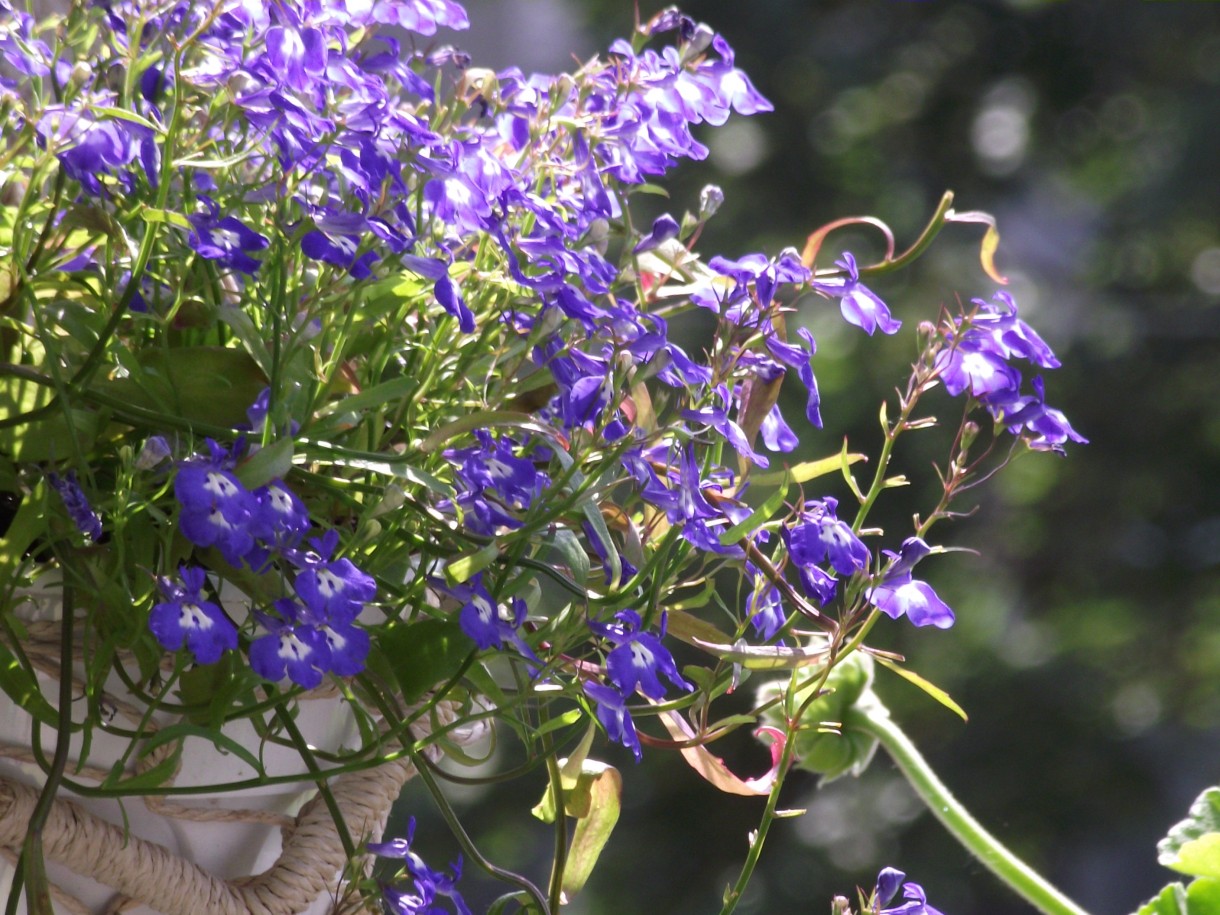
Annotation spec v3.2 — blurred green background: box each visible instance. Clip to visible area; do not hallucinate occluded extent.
[393,2,1220,912]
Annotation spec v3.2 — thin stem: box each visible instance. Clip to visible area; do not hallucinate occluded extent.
[848,703,1092,915]
[20,584,77,915]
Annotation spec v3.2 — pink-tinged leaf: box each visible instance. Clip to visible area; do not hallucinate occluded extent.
[659,711,788,796]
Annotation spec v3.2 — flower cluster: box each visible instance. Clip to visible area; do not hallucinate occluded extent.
[369,818,470,915]
[936,292,1086,452]
[0,0,1088,911]
[160,436,374,688]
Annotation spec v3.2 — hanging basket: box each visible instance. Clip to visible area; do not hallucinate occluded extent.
[0,585,465,915]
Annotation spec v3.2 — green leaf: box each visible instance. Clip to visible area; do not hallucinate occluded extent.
[92,105,162,133]
[1134,883,1189,915]
[875,656,968,722]
[664,609,732,649]
[751,452,866,487]
[94,346,268,429]
[376,618,471,704]
[137,723,266,778]
[1187,878,1220,915]
[0,372,101,461]
[718,471,788,545]
[545,527,590,586]
[233,436,294,490]
[1160,788,1220,878]
[690,636,830,670]
[138,207,192,230]
[102,739,182,790]
[561,761,622,902]
[444,542,500,585]
[0,643,58,727]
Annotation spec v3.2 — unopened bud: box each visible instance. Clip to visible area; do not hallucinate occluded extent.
[681,23,716,62]
[961,420,980,453]
[69,61,92,90]
[698,184,724,219]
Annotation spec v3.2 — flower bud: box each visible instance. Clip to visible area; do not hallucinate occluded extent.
[698,184,724,219]
[69,61,92,91]
[961,420,980,453]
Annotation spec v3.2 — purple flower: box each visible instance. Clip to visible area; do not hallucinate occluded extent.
[249,600,331,689]
[370,817,470,915]
[868,538,955,629]
[187,196,269,275]
[401,254,474,333]
[785,497,870,577]
[149,566,238,664]
[745,568,785,640]
[633,213,681,253]
[368,0,471,35]
[989,376,1088,454]
[811,252,901,336]
[589,610,693,700]
[583,681,641,762]
[174,444,258,567]
[291,530,376,624]
[48,471,102,541]
[873,868,946,915]
[248,481,311,549]
[455,575,539,667]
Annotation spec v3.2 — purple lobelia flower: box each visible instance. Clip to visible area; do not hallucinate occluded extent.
[174,441,258,567]
[48,471,103,541]
[187,195,270,275]
[249,599,332,689]
[745,566,785,640]
[811,252,901,336]
[988,376,1088,454]
[785,497,870,577]
[370,817,471,915]
[589,610,693,701]
[868,538,955,629]
[872,867,946,915]
[455,574,539,667]
[291,530,377,625]
[248,480,311,549]
[583,681,642,762]
[633,213,681,253]
[149,566,238,664]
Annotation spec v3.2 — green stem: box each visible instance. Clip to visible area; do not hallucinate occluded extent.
[849,703,1092,915]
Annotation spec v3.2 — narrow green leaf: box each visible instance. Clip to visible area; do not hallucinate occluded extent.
[92,105,161,133]
[718,471,789,545]
[691,637,831,671]
[138,723,266,777]
[875,656,968,722]
[138,207,192,230]
[0,643,58,727]
[665,609,732,649]
[751,452,865,487]
[102,740,182,790]
[444,543,500,585]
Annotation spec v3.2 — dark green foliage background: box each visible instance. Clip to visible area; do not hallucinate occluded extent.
[392,2,1220,912]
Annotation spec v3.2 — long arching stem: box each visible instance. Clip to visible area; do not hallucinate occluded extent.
[848,703,1092,915]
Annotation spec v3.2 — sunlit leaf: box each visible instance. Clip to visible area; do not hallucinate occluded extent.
[1160,788,1220,879]
[875,656,968,722]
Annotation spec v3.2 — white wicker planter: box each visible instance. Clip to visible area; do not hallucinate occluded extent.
[0,583,415,915]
